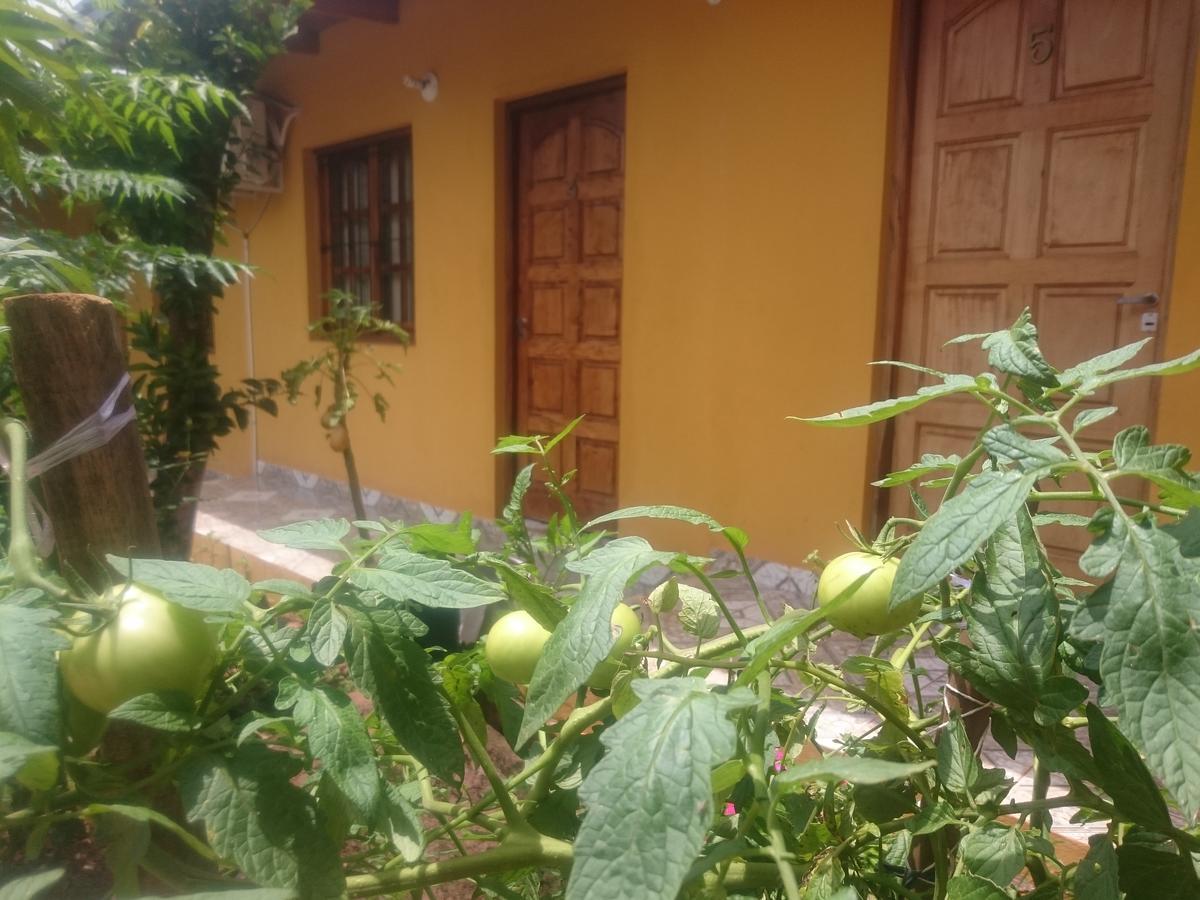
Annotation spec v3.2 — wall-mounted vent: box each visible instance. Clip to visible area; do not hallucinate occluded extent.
[228,94,299,194]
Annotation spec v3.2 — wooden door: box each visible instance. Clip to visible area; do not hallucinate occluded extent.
[514,85,625,522]
[891,0,1194,559]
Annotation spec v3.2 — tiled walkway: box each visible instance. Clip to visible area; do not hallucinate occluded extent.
[195,464,1096,856]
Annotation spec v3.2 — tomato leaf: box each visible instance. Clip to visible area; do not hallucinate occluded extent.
[1111,426,1200,506]
[1081,509,1128,578]
[180,747,344,898]
[892,470,1039,609]
[257,518,351,553]
[1085,703,1172,830]
[498,462,534,556]
[489,559,566,630]
[797,375,981,428]
[253,579,315,599]
[1163,509,1200,556]
[1098,521,1200,816]
[583,505,748,552]
[677,585,720,639]
[518,538,673,747]
[959,824,1026,886]
[402,516,476,556]
[1060,339,1153,386]
[106,556,250,614]
[906,800,963,835]
[937,716,981,796]
[1082,346,1200,391]
[1073,406,1120,434]
[567,679,754,900]
[0,732,58,791]
[289,684,379,823]
[306,601,349,666]
[771,756,934,794]
[350,549,504,609]
[347,627,462,781]
[954,510,1057,709]
[955,309,1058,386]
[374,782,424,862]
[946,873,1009,900]
[108,691,198,733]
[1117,836,1200,899]
[874,453,962,488]
[1074,835,1120,900]
[1033,676,1088,726]
[0,605,68,744]
[981,424,1068,471]
[0,869,64,900]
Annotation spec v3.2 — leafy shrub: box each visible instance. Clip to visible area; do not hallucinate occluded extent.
[1,310,1199,898]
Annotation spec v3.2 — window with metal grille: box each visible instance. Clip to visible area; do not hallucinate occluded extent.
[316,130,413,332]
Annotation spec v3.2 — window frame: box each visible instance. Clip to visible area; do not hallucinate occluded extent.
[307,127,415,340]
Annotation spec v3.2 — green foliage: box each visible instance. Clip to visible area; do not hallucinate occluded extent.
[128,310,280,552]
[568,679,754,900]
[282,290,409,425]
[281,290,409,522]
[5,308,1200,897]
[0,0,249,302]
[0,605,69,744]
[0,0,298,561]
[180,747,345,895]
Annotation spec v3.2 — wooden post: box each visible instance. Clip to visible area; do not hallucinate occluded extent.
[4,293,160,588]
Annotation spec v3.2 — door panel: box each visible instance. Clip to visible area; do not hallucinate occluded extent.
[515,85,625,522]
[891,0,1194,561]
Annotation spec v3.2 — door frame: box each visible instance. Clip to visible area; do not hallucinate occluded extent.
[494,73,628,517]
[866,0,1200,534]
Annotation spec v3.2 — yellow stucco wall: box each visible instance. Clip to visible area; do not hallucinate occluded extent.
[209,1,1200,566]
[212,0,898,566]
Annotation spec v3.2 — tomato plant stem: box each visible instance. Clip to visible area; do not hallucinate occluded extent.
[889,621,933,670]
[345,833,574,897]
[636,649,742,668]
[4,421,65,598]
[751,672,801,900]
[730,538,774,624]
[996,794,1082,817]
[1029,489,1184,516]
[449,703,529,834]
[939,440,985,507]
[520,693,615,814]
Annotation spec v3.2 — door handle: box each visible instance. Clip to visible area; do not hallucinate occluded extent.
[516,316,529,339]
[1117,292,1158,306]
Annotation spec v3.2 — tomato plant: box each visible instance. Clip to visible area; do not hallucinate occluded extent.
[3,310,1200,899]
[282,291,409,523]
[816,551,921,636]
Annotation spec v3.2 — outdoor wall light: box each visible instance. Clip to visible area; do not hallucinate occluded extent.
[403,71,439,102]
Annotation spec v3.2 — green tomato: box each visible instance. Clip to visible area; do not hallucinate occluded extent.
[816,552,921,637]
[60,585,218,714]
[484,610,551,685]
[587,602,642,690]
